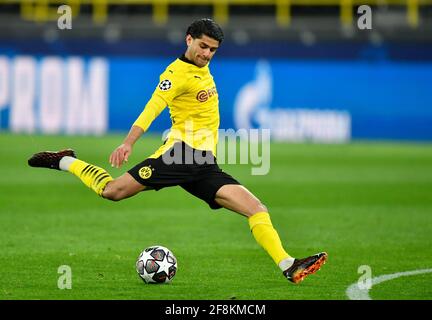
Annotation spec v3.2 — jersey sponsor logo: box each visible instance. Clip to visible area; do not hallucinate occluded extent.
[138,166,153,179]
[196,86,217,102]
[158,79,172,91]
[196,90,208,102]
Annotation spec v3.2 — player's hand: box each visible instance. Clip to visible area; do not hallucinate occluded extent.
[109,143,132,168]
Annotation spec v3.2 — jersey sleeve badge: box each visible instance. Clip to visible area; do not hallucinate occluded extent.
[158,79,172,91]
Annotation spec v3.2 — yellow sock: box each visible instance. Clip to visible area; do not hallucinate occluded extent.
[68,159,113,196]
[248,212,292,265]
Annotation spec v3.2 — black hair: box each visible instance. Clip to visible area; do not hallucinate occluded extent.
[186,18,224,44]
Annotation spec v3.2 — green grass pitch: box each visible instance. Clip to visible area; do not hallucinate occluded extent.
[0,133,431,300]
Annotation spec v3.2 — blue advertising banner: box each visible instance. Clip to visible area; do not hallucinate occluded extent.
[0,55,431,141]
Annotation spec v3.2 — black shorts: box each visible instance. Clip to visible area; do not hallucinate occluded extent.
[128,142,240,209]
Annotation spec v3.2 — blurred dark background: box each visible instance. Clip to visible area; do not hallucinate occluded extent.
[1,0,432,59]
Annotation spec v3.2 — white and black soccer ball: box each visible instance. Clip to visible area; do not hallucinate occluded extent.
[136,245,178,284]
[158,79,172,91]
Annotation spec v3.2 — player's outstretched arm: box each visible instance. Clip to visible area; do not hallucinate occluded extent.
[109,94,167,168]
[109,125,144,168]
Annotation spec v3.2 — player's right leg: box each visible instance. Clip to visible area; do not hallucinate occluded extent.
[28,149,146,200]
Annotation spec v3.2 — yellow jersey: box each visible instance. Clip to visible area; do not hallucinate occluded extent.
[133,56,220,158]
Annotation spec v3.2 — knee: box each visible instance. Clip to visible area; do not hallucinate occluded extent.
[248,201,267,216]
[254,202,267,214]
[103,190,123,202]
[102,182,124,202]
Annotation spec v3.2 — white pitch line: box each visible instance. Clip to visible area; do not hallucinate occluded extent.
[346,268,432,300]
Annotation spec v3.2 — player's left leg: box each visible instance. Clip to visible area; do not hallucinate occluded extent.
[214,184,327,283]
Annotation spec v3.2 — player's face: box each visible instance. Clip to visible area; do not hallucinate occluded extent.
[185,34,219,67]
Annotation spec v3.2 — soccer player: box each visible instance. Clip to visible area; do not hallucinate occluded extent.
[28,18,327,283]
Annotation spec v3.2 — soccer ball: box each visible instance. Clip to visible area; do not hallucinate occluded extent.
[136,245,178,284]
